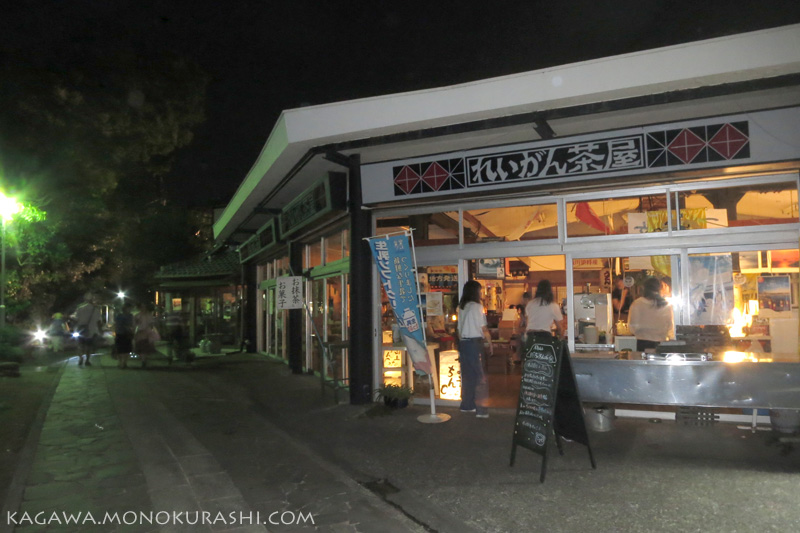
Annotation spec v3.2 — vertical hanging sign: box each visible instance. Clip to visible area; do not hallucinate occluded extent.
[276,276,304,310]
[367,232,431,373]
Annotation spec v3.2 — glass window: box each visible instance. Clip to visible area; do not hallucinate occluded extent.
[687,248,798,358]
[305,240,322,270]
[325,230,344,264]
[566,193,668,237]
[464,203,558,242]
[676,182,798,231]
[376,211,459,247]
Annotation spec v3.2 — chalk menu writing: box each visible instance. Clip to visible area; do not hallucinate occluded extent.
[513,340,559,454]
[510,336,596,483]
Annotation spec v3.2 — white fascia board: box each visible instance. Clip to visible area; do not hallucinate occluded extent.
[283,24,800,144]
[214,114,311,241]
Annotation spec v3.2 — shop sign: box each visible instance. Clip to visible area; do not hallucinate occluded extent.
[279,173,346,239]
[383,348,404,369]
[427,266,458,292]
[276,276,304,309]
[360,107,800,203]
[572,258,604,270]
[240,220,277,262]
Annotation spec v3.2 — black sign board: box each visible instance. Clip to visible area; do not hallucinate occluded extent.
[510,336,596,482]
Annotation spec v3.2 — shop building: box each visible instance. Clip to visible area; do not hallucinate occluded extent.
[214,25,800,408]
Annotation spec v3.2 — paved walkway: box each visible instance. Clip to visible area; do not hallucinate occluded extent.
[6,352,423,532]
[5,349,800,533]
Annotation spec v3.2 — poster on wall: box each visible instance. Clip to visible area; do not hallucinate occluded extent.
[770,250,800,272]
[688,254,735,325]
[477,258,504,279]
[757,275,792,317]
[425,292,444,316]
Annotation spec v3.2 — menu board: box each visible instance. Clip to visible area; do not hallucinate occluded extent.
[510,336,596,482]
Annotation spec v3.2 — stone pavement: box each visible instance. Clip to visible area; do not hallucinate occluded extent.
[5,349,800,533]
[4,352,424,533]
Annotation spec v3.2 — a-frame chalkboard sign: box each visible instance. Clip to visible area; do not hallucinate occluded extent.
[509,335,596,482]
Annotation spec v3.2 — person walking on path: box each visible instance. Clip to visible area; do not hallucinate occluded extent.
[134,303,157,368]
[115,303,135,368]
[71,292,102,366]
[46,312,70,352]
[457,280,492,418]
[165,308,186,362]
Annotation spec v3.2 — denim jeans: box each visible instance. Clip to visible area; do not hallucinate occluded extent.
[458,339,488,414]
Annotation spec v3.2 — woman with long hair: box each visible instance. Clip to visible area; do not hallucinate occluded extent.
[457,280,492,418]
[628,276,675,352]
[524,279,563,342]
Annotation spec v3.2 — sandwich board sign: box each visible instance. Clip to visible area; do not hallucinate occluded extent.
[510,336,596,482]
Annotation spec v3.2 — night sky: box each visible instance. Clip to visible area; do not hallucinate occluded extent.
[3,1,800,207]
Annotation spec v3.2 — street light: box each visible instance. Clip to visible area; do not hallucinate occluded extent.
[0,192,21,326]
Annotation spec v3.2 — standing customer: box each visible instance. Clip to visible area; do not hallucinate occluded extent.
[524,280,563,343]
[628,276,675,352]
[72,292,102,366]
[134,303,157,368]
[457,280,492,418]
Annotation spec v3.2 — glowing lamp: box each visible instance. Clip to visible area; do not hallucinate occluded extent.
[438,350,462,400]
[32,329,47,343]
[0,194,21,221]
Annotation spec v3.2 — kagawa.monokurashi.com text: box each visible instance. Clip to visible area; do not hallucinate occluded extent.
[6,510,315,527]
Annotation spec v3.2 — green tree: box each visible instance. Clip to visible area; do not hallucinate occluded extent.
[0,41,210,323]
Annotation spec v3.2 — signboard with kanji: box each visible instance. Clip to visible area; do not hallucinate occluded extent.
[276,276,304,310]
[367,232,431,373]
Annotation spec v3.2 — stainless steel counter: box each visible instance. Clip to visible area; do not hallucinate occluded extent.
[572,353,800,409]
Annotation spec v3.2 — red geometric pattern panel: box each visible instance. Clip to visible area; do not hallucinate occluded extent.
[420,162,449,191]
[667,129,706,164]
[394,166,420,195]
[708,123,749,159]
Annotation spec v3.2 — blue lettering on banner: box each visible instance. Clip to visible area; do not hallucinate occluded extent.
[367,234,426,351]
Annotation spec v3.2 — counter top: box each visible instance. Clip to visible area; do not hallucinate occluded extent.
[572,350,800,363]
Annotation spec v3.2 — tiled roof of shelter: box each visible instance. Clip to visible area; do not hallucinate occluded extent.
[156,251,240,279]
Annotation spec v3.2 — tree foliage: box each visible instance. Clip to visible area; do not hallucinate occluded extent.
[0,40,211,323]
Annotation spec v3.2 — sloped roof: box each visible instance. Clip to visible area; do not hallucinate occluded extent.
[213,24,800,245]
[156,251,240,280]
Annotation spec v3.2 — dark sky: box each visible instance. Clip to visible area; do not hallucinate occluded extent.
[3,1,800,207]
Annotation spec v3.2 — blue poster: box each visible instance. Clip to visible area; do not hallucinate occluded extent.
[368,233,431,373]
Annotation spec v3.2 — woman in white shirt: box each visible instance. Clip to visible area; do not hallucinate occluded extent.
[524,280,563,344]
[628,276,675,352]
[457,280,492,418]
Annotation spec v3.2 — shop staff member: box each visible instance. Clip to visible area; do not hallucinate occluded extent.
[457,280,492,419]
[612,275,633,319]
[524,280,563,340]
[628,277,675,352]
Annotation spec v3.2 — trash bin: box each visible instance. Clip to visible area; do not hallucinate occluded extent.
[769,409,800,434]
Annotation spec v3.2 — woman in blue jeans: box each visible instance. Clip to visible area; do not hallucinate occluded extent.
[457,280,493,418]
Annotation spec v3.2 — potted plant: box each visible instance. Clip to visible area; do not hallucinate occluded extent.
[376,383,413,409]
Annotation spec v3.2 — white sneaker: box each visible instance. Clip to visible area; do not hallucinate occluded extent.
[476,413,490,419]
[460,408,477,413]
